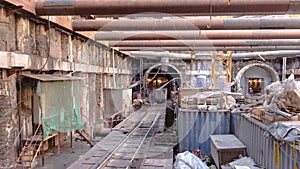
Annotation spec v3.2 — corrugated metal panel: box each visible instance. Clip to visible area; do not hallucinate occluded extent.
[231,113,300,169]
[177,109,230,155]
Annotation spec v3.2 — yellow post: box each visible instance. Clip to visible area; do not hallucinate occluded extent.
[228,51,233,83]
[293,142,299,169]
[274,141,281,169]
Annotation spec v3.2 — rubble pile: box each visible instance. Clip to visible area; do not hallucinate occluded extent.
[180,91,237,111]
[174,151,216,169]
[248,78,300,124]
[221,156,263,169]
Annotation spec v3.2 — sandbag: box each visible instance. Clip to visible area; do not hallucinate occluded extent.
[174,151,209,169]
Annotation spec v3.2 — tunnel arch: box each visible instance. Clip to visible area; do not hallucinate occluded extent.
[235,63,280,94]
[144,63,183,88]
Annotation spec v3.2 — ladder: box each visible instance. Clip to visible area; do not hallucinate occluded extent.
[75,129,94,147]
[14,124,43,169]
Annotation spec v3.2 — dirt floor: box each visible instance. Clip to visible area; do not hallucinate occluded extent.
[33,136,100,169]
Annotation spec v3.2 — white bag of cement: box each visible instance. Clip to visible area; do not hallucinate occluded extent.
[197,105,208,111]
[229,157,262,169]
[226,95,236,109]
[174,151,209,169]
[285,79,299,92]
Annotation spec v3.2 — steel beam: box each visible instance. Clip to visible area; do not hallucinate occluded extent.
[94,30,300,41]
[108,39,300,47]
[73,17,300,31]
[35,0,300,16]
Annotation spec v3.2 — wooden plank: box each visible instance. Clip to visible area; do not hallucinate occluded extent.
[250,107,267,121]
[262,111,290,125]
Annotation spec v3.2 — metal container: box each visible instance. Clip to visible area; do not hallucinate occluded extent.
[210,134,246,169]
[216,75,226,90]
[177,109,230,155]
[196,75,207,88]
[231,113,300,169]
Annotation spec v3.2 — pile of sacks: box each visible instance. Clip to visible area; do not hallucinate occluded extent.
[174,151,214,169]
[263,76,300,113]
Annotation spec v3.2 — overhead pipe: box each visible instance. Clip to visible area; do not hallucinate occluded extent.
[73,17,300,31]
[95,30,300,41]
[108,39,300,47]
[117,46,300,51]
[128,50,300,60]
[129,51,193,59]
[36,0,299,16]
[232,50,300,59]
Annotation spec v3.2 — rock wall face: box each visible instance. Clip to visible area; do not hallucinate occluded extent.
[0,4,136,168]
[0,76,17,169]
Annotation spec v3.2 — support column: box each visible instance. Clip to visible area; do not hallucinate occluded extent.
[42,129,44,166]
[58,132,61,155]
[112,50,116,88]
[211,52,217,88]
[140,58,144,98]
[282,57,287,81]
[70,132,72,148]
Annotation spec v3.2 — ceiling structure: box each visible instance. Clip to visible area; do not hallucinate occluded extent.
[34,0,300,59]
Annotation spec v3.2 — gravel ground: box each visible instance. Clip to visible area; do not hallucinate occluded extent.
[33,136,95,169]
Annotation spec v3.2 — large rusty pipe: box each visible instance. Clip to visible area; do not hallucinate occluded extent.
[36,0,299,16]
[73,17,300,31]
[95,30,300,41]
[109,39,300,47]
[118,46,300,51]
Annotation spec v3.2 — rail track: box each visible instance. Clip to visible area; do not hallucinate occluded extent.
[96,104,164,169]
[68,103,172,169]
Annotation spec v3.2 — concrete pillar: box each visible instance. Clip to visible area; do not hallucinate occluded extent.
[282,57,287,81]
[0,73,17,168]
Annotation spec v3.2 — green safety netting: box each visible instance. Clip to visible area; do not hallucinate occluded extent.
[37,80,84,138]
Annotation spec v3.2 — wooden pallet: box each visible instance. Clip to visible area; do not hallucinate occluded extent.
[261,111,290,125]
[250,107,267,122]
[287,106,300,113]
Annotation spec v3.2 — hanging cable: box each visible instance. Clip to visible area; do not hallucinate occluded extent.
[207,0,213,29]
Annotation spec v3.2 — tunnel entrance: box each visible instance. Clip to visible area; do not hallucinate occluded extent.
[144,63,182,128]
[235,63,280,94]
[144,63,182,102]
[248,77,264,94]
